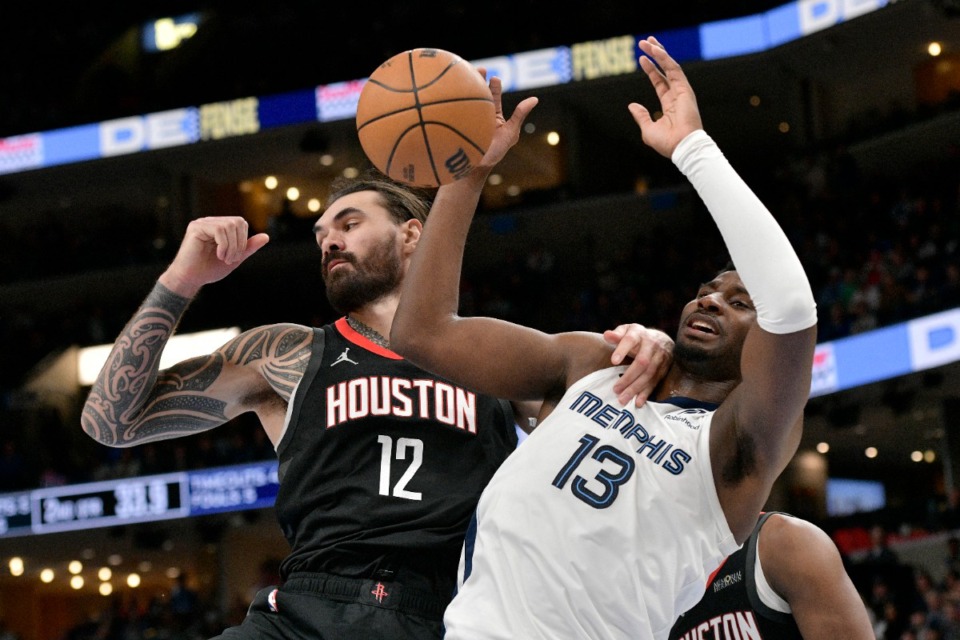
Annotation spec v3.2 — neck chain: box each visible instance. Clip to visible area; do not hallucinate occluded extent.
[346,315,389,348]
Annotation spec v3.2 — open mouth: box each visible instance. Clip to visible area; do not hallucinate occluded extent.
[686,315,719,336]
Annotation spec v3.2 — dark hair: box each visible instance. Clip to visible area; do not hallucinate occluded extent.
[326,168,433,225]
[713,257,736,278]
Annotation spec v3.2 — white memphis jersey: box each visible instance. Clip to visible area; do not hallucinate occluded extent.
[443,366,739,640]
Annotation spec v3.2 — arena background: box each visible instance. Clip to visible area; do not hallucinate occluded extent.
[0,1,959,637]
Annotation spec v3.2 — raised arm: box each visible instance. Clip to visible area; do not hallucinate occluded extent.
[391,79,617,405]
[631,38,817,535]
[80,217,308,448]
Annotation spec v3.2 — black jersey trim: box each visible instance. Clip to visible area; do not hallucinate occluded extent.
[745,511,799,625]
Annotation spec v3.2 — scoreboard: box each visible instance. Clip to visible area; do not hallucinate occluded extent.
[0,461,279,538]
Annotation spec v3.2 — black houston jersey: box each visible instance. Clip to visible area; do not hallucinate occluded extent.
[669,512,803,640]
[274,318,517,589]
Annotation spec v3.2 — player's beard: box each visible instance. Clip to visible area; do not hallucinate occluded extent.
[323,235,403,314]
[673,338,742,382]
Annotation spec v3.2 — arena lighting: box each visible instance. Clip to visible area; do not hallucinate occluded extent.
[141,13,202,53]
[77,328,241,386]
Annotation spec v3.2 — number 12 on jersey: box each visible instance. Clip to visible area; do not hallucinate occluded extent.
[377,435,423,501]
[552,434,635,509]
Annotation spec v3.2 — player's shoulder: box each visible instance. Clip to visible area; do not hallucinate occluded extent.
[234,322,315,341]
[228,323,317,361]
[554,330,618,385]
[759,513,836,566]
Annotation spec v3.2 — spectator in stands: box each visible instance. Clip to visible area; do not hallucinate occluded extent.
[866,523,901,566]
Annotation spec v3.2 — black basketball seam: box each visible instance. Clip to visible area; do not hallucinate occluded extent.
[357,98,493,131]
[408,51,452,186]
[418,121,487,154]
[383,122,426,184]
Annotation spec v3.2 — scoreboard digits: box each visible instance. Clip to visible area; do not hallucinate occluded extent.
[0,461,280,538]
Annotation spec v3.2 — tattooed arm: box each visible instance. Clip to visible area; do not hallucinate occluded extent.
[80,216,310,448]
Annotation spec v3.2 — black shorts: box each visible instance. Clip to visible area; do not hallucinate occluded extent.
[209,572,448,640]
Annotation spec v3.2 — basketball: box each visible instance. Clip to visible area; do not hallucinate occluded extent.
[356,48,496,188]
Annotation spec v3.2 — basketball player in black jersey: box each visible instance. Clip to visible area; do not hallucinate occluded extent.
[79,166,673,636]
[669,511,873,639]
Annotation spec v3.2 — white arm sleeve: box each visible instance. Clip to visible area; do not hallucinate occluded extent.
[672,130,817,334]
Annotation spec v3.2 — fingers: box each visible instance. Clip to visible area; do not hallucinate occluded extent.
[640,37,685,84]
[606,322,674,407]
[603,325,633,365]
[192,216,259,265]
[509,96,539,127]
[638,48,669,99]
[489,75,504,118]
[615,348,670,407]
[242,233,271,261]
[627,102,651,129]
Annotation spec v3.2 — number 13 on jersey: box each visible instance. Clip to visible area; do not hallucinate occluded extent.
[553,434,635,509]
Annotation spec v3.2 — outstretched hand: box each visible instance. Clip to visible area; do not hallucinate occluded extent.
[162,216,270,296]
[479,74,539,170]
[628,37,703,159]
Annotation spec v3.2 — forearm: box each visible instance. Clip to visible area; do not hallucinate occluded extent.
[672,130,816,334]
[392,173,485,351]
[80,282,192,446]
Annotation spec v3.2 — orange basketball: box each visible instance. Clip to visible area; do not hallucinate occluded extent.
[356,48,495,188]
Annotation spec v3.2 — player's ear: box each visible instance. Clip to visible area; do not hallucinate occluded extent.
[400,218,422,253]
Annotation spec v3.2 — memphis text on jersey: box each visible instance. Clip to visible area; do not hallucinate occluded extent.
[570,391,692,474]
[326,376,477,432]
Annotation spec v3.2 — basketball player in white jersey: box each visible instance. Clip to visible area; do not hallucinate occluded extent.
[391,36,818,639]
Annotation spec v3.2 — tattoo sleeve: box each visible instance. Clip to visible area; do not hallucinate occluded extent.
[81,282,205,446]
[81,281,313,447]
